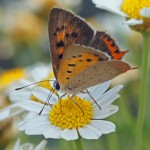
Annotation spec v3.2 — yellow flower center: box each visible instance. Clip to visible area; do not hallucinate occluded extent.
[0,68,25,90]
[49,96,93,129]
[121,0,150,31]
[121,0,150,19]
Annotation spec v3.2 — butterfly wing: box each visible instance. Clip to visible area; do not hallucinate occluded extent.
[71,60,131,90]
[57,44,131,91]
[49,7,95,78]
[90,31,128,60]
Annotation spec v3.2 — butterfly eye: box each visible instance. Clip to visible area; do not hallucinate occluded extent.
[53,81,60,90]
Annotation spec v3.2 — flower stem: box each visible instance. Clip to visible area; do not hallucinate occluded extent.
[135,32,149,150]
[74,137,84,150]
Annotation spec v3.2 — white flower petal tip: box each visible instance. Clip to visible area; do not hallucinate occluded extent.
[78,125,102,139]
[91,120,116,134]
[60,128,78,141]
[14,139,21,150]
[140,8,150,18]
[13,139,47,150]
[34,140,47,150]
[94,105,119,119]
[92,0,127,17]
[126,18,143,25]
[0,104,24,121]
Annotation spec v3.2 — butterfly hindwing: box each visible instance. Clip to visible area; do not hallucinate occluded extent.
[90,31,128,60]
[71,60,131,90]
[49,7,95,78]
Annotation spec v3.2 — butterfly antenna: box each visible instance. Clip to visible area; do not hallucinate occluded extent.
[15,79,55,90]
[86,90,101,110]
[39,88,55,115]
[70,95,84,115]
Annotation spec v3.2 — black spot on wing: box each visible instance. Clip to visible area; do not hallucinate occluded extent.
[111,42,115,47]
[115,49,120,53]
[68,64,76,66]
[67,70,72,73]
[86,59,92,62]
[72,56,77,58]
[56,40,65,48]
[59,54,63,59]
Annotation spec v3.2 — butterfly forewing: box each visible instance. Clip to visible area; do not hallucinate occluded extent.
[49,7,95,78]
[57,44,131,91]
[57,44,109,89]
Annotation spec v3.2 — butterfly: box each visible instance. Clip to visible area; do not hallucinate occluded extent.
[48,7,131,95]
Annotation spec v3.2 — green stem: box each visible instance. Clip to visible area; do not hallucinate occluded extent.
[135,32,149,150]
[74,137,84,150]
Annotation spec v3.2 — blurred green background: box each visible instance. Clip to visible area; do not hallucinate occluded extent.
[0,0,149,150]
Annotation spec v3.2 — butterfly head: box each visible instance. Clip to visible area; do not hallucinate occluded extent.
[53,80,60,91]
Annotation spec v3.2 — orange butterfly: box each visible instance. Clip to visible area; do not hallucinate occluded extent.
[48,7,131,95]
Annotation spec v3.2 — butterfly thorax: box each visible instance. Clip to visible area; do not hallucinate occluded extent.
[54,80,84,94]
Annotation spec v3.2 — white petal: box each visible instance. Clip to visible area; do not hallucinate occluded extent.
[26,115,48,125]
[43,126,62,139]
[32,87,58,104]
[86,80,112,100]
[95,84,123,107]
[140,8,150,18]
[18,100,50,114]
[29,65,50,81]
[25,122,50,135]
[60,128,78,141]
[50,79,55,87]
[126,18,143,25]
[78,125,102,139]
[0,104,24,121]
[92,0,127,16]
[14,139,21,150]
[99,94,120,108]
[90,120,115,134]
[21,143,33,150]
[18,113,37,131]
[34,140,47,150]
[93,105,119,119]
[9,91,32,102]
[24,115,50,134]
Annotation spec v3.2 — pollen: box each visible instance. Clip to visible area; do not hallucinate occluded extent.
[49,96,93,129]
[121,0,150,31]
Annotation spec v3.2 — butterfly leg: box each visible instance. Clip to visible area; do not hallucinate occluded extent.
[39,89,55,115]
[70,94,84,115]
[85,89,101,110]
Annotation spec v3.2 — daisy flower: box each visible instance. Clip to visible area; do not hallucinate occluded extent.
[13,139,47,150]
[0,68,25,91]
[18,80,123,140]
[0,64,53,121]
[92,0,150,32]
